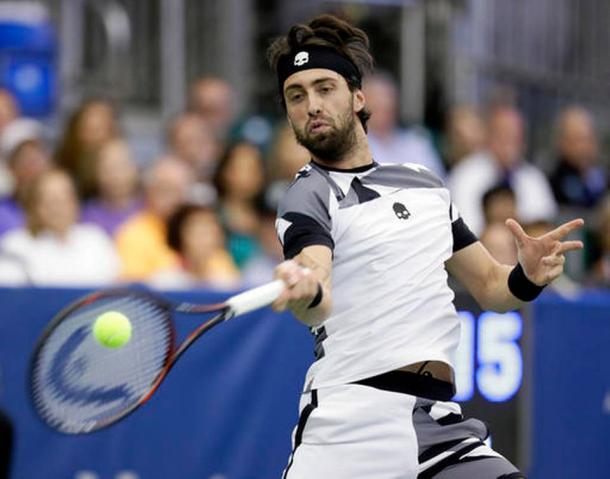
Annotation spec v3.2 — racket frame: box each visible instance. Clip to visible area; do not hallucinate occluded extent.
[29,288,228,434]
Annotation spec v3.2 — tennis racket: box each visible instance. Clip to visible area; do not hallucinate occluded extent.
[29,280,285,435]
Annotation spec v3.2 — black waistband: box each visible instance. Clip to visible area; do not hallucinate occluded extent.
[352,370,455,402]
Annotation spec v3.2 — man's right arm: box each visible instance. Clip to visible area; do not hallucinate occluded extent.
[272,244,333,327]
[271,168,334,327]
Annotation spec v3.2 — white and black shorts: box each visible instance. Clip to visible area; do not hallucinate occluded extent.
[282,371,525,479]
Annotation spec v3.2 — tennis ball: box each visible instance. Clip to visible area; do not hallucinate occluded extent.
[93,311,132,348]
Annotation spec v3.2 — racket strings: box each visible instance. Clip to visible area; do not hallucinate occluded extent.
[31,295,173,433]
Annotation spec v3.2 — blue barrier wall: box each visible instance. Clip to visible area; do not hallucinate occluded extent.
[1,287,609,478]
[0,287,312,479]
[530,292,610,478]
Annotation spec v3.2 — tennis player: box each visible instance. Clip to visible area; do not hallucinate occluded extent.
[269,14,583,479]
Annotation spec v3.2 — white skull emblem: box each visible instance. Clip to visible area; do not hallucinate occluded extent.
[294,51,309,66]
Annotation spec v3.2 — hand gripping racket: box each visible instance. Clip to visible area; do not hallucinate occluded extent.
[29,280,285,434]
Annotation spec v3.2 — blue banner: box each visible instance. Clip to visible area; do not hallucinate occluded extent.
[530,291,610,478]
[1,287,609,478]
[0,287,312,479]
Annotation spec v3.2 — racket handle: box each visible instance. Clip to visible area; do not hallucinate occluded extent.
[226,279,285,318]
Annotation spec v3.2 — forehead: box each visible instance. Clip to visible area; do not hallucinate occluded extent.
[283,68,345,92]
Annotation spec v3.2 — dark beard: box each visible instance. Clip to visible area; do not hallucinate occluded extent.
[294,113,358,164]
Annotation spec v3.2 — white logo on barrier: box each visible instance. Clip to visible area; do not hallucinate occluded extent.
[294,51,309,66]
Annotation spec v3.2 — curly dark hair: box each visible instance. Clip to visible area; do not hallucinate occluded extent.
[266,14,373,131]
[166,203,216,253]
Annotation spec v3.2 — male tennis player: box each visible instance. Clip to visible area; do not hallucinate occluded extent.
[269,14,583,479]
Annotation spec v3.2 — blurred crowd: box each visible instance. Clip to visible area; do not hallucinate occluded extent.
[0,72,608,291]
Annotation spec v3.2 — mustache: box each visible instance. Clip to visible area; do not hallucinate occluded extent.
[306,116,335,129]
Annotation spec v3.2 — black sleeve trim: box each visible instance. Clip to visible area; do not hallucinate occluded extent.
[451,217,478,252]
[282,212,334,259]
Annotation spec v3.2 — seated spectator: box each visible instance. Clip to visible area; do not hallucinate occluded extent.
[0,139,52,237]
[265,122,311,207]
[549,106,608,208]
[166,112,220,204]
[268,122,310,181]
[115,157,192,281]
[362,72,445,177]
[0,170,119,286]
[479,184,518,265]
[480,223,517,266]
[0,90,22,195]
[443,105,486,168]
[189,76,235,142]
[213,141,266,268]
[167,112,221,179]
[0,88,18,136]
[448,105,557,235]
[590,195,610,287]
[150,204,239,290]
[55,99,120,199]
[80,138,142,237]
[482,184,517,226]
[241,199,283,286]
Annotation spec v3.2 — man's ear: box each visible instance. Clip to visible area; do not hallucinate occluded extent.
[353,89,366,114]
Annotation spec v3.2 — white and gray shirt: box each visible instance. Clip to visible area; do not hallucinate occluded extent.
[276,161,477,391]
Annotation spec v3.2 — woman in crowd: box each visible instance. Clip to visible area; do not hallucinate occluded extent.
[0,169,119,286]
[213,141,266,268]
[150,203,239,290]
[80,138,142,237]
[0,139,52,237]
[55,99,120,199]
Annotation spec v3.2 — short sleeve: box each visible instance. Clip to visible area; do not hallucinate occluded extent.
[449,201,478,252]
[275,166,334,259]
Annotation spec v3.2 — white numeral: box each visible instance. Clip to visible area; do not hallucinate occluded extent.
[476,312,523,402]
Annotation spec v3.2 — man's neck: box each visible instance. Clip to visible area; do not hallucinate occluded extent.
[312,126,373,170]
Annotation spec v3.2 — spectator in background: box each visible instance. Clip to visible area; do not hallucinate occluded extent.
[0,169,119,286]
[268,122,311,181]
[115,157,192,281]
[590,194,610,287]
[241,199,283,286]
[265,122,311,207]
[362,72,445,177]
[448,105,557,235]
[549,106,608,208]
[479,184,518,265]
[166,112,220,204]
[0,90,23,196]
[189,76,234,142]
[0,89,18,135]
[150,204,239,290]
[0,139,52,237]
[55,99,120,198]
[443,105,487,168]
[80,138,142,237]
[213,141,266,269]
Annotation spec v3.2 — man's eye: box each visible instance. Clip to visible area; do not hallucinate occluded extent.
[289,93,303,102]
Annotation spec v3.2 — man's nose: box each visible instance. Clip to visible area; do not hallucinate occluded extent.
[307,97,322,117]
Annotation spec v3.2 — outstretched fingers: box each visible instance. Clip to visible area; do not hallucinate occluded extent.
[547,218,585,241]
[505,218,529,247]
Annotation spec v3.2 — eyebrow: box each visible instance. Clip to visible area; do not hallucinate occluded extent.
[284,77,338,94]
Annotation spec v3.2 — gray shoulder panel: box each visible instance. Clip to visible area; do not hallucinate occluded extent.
[361,164,444,190]
[277,164,332,231]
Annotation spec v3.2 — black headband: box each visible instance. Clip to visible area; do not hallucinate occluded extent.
[277,45,362,97]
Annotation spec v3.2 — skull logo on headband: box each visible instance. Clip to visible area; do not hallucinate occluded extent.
[294,51,309,66]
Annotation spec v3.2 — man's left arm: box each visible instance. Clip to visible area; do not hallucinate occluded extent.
[446,218,584,312]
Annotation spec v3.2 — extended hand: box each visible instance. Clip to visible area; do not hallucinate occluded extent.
[505,218,584,286]
[272,260,319,314]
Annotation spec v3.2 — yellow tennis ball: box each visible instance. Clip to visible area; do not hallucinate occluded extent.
[93,311,132,348]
